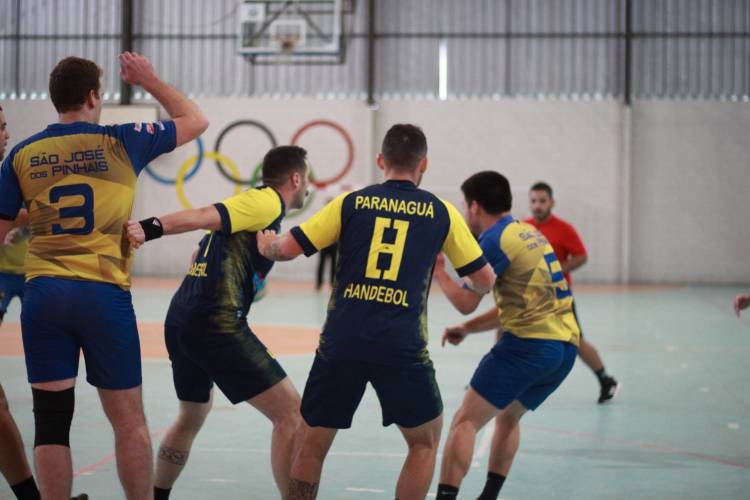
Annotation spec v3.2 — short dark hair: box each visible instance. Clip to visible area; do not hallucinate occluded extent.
[261,145,308,188]
[381,124,427,171]
[530,181,553,199]
[49,57,102,113]
[461,171,512,214]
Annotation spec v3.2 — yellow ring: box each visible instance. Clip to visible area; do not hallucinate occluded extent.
[176,151,242,209]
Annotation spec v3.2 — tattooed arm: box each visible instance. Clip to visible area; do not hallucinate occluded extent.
[257,230,304,262]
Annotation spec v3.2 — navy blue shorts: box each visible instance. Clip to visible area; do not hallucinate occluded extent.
[164,301,286,404]
[0,271,24,313]
[301,353,443,429]
[471,333,577,411]
[21,277,141,389]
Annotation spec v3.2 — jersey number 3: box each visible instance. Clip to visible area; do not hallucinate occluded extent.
[365,216,409,281]
[50,183,94,235]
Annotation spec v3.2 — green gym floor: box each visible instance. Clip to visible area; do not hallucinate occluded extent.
[1,282,749,499]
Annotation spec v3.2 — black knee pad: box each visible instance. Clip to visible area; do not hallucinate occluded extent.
[32,387,74,448]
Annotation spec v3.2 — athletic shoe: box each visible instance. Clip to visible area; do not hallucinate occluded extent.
[72,495,88,500]
[598,376,619,404]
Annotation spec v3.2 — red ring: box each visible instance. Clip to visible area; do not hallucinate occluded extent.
[290,120,355,189]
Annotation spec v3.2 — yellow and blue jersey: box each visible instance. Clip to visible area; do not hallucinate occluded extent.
[0,120,176,289]
[0,228,30,275]
[480,215,580,346]
[170,186,285,327]
[291,179,487,365]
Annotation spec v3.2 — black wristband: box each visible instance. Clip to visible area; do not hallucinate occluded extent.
[139,217,164,241]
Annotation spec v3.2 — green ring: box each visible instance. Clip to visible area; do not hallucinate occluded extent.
[250,163,264,185]
[251,163,318,218]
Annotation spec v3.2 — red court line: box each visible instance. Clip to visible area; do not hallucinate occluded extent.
[526,424,750,470]
[73,427,167,477]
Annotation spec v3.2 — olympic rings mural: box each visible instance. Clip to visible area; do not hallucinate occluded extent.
[143,119,355,218]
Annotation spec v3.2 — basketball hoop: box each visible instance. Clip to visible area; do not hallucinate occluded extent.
[274,33,300,55]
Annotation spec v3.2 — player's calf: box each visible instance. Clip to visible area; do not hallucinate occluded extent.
[154,399,213,500]
[396,415,443,500]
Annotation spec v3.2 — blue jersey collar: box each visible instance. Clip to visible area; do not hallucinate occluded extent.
[480,214,515,240]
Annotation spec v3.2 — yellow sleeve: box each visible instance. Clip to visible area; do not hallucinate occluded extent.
[290,192,347,256]
[440,200,487,277]
[215,187,282,234]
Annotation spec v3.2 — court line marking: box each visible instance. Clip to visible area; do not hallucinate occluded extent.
[346,487,385,493]
[526,424,750,470]
[73,427,167,477]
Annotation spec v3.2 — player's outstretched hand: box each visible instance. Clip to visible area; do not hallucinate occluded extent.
[124,220,145,249]
[257,229,279,259]
[3,227,24,245]
[442,324,468,347]
[734,293,750,317]
[119,52,158,87]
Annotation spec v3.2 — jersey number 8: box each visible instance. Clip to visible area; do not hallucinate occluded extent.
[365,216,410,281]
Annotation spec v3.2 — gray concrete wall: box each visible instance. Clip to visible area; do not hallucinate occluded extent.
[630,101,750,283]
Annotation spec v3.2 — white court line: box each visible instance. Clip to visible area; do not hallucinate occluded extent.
[346,487,385,493]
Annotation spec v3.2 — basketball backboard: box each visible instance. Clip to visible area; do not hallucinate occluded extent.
[237,0,355,64]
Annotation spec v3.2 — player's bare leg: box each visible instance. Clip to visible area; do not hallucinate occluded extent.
[287,424,337,500]
[396,415,443,500]
[578,337,619,403]
[154,394,213,494]
[437,392,525,500]
[0,384,36,490]
[488,409,522,477]
[248,377,303,498]
[577,337,604,372]
[437,389,499,493]
[99,386,153,500]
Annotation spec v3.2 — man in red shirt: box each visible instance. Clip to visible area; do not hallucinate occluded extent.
[524,181,618,404]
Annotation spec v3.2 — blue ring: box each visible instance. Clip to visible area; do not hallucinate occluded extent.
[143,137,204,185]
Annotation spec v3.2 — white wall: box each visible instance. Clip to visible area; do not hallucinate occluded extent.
[630,101,750,284]
[2,98,748,284]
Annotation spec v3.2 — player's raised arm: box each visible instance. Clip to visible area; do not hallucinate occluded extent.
[126,154,303,248]
[118,51,208,146]
[125,206,222,248]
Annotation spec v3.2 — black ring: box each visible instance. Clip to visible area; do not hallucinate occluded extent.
[213,120,278,185]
